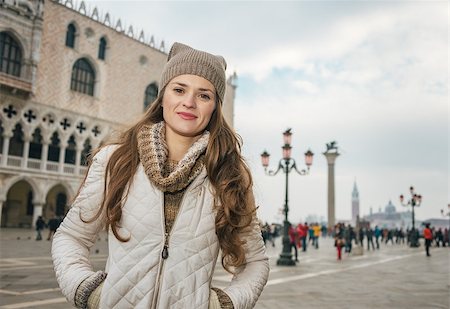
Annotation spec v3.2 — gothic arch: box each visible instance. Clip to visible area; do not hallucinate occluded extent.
[2,179,35,227]
[98,36,108,60]
[0,28,30,60]
[44,182,74,218]
[0,175,42,203]
[70,55,100,97]
[65,21,80,49]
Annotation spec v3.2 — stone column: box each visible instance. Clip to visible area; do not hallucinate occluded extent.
[58,142,67,173]
[31,202,44,228]
[1,133,12,167]
[74,145,83,175]
[40,141,49,171]
[323,150,339,230]
[0,200,4,228]
[21,136,31,169]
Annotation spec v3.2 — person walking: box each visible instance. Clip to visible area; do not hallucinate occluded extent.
[296,223,304,250]
[374,225,381,249]
[35,216,45,241]
[358,227,365,248]
[46,215,60,241]
[334,223,345,260]
[269,223,276,247]
[385,229,394,245]
[366,227,375,251]
[308,225,314,245]
[344,224,354,253]
[301,222,309,252]
[443,228,449,247]
[399,228,406,244]
[288,224,299,262]
[51,42,269,309]
[423,223,433,257]
[313,223,321,249]
[435,228,444,247]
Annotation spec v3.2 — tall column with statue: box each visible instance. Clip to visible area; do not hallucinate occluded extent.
[323,141,339,230]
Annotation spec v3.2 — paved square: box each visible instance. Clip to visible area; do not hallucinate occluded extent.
[1,229,448,308]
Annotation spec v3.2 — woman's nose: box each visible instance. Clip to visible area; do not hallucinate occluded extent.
[182,94,196,108]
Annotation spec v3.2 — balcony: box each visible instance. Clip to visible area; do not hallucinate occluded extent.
[0,72,32,93]
[0,154,87,177]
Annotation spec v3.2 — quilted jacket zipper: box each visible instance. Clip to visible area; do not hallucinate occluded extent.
[151,232,169,309]
[152,182,203,309]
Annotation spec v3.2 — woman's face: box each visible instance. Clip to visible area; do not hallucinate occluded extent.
[163,74,216,139]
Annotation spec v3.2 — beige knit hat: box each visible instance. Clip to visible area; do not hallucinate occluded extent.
[159,42,227,103]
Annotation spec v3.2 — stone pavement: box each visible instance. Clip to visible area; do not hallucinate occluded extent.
[0,228,448,309]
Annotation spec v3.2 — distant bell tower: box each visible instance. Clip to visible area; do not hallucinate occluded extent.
[352,181,360,225]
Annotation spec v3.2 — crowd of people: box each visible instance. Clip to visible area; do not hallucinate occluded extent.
[261,220,449,261]
[333,222,449,259]
[34,215,62,241]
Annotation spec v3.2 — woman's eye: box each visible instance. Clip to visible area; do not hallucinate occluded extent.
[174,88,183,93]
[200,94,211,100]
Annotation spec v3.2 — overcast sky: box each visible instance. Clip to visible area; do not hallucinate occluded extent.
[85,0,448,224]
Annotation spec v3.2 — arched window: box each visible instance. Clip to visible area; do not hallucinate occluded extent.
[144,83,158,110]
[0,32,22,77]
[71,58,95,96]
[65,23,76,48]
[29,128,43,159]
[56,193,67,216]
[48,132,60,162]
[64,135,76,164]
[8,123,24,157]
[98,37,107,60]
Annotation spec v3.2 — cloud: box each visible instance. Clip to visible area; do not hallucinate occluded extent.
[229,2,447,83]
[86,0,448,223]
[292,80,320,94]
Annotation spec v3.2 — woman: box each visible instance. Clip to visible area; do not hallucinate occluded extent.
[52,42,269,309]
[334,223,345,260]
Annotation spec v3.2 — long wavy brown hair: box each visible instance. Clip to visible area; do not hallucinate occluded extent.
[82,86,255,273]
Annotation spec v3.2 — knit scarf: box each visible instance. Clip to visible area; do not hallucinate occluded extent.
[137,121,209,193]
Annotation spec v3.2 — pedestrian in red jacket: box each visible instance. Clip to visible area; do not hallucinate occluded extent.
[423,223,433,257]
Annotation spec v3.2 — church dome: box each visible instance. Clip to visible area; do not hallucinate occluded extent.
[385,200,396,214]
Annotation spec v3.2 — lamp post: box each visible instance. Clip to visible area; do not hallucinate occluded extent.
[261,128,314,266]
[441,204,450,230]
[400,186,422,248]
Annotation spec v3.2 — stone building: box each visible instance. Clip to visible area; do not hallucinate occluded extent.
[363,200,413,229]
[0,0,236,228]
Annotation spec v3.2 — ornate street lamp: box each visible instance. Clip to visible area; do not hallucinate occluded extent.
[400,186,422,247]
[261,128,313,266]
[441,204,450,230]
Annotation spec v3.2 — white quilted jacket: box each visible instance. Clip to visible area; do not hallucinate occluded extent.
[52,146,269,309]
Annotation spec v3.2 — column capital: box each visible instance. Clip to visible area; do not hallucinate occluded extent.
[41,137,51,145]
[323,151,340,165]
[75,145,84,152]
[2,131,13,139]
[23,135,32,143]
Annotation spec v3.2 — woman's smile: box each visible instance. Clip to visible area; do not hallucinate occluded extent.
[177,111,197,120]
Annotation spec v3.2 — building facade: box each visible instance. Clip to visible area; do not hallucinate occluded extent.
[363,201,413,229]
[0,0,236,228]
